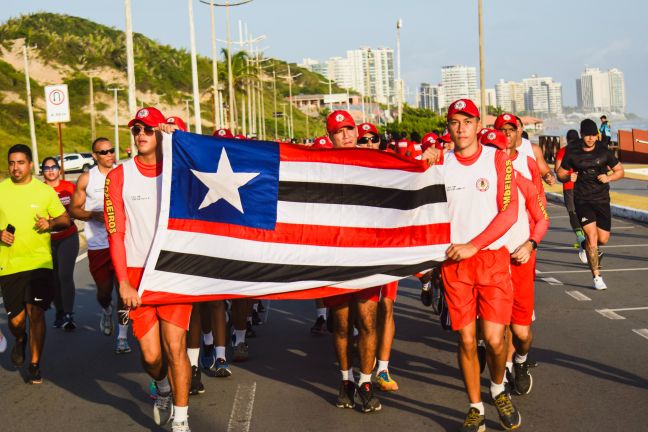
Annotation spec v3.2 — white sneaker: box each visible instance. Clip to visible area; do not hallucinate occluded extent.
[153,391,174,425]
[0,331,7,353]
[172,420,191,432]
[578,247,588,264]
[100,311,113,336]
[593,276,607,290]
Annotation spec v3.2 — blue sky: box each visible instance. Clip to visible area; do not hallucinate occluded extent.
[1,0,646,115]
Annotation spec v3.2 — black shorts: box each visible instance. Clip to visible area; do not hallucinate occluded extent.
[575,201,611,231]
[0,268,54,318]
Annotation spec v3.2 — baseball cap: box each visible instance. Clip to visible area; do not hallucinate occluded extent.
[234,134,247,140]
[213,128,234,139]
[494,113,517,130]
[357,122,379,137]
[312,136,333,149]
[128,107,166,128]
[446,99,480,121]
[327,110,355,133]
[438,131,452,143]
[480,128,508,150]
[421,132,440,151]
[166,116,187,132]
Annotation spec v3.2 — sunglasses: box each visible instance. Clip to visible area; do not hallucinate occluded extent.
[357,136,380,144]
[95,148,116,156]
[131,125,157,136]
[42,166,60,172]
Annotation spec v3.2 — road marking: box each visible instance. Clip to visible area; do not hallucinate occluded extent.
[614,226,636,230]
[228,382,257,432]
[632,329,648,341]
[536,267,648,275]
[565,290,591,301]
[76,252,88,263]
[596,307,648,320]
[541,277,563,285]
[541,243,648,251]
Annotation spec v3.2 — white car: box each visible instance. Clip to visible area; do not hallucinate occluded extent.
[56,153,95,173]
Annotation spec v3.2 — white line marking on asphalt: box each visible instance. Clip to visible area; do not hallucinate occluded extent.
[287,348,308,357]
[76,252,88,263]
[614,226,636,230]
[605,307,648,312]
[536,267,648,274]
[596,309,626,320]
[541,277,563,285]
[632,329,648,341]
[541,243,648,251]
[264,301,271,323]
[565,290,591,301]
[228,382,257,432]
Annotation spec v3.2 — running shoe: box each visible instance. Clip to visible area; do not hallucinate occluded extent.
[256,301,266,313]
[335,380,356,409]
[153,390,174,425]
[149,380,158,400]
[172,420,191,432]
[593,276,607,290]
[245,322,257,338]
[214,358,232,377]
[115,338,132,354]
[28,363,42,385]
[459,407,485,432]
[189,366,205,395]
[53,311,65,328]
[357,382,381,412]
[201,344,216,372]
[100,310,113,336]
[504,367,515,396]
[233,342,249,362]
[310,316,327,336]
[11,336,26,367]
[0,332,7,353]
[477,341,487,374]
[62,313,76,332]
[252,310,263,325]
[492,391,521,430]
[376,370,399,391]
[513,360,533,395]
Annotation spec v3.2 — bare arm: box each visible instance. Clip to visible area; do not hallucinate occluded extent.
[69,172,103,222]
[532,144,555,185]
[598,162,624,184]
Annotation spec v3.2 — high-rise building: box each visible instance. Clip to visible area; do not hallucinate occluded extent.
[441,65,477,107]
[608,68,626,113]
[577,67,625,113]
[521,75,562,114]
[299,58,328,77]
[419,83,433,110]
[495,80,525,113]
[418,83,445,113]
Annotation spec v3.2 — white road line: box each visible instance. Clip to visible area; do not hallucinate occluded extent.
[596,309,626,320]
[541,277,563,285]
[76,252,88,263]
[536,267,648,275]
[632,329,648,341]
[614,226,636,230]
[541,243,648,251]
[604,307,648,312]
[565,290,591,301]
[227,383,257,432]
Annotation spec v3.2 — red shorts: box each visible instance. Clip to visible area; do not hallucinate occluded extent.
[441,248,513,331]
[510,251,536,326]
[88,248,114,285]
[126,267,192,340]
[380,281,398,301]
[322,286,381,308]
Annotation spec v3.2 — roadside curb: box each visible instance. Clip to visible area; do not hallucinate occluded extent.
[545,192,648,224]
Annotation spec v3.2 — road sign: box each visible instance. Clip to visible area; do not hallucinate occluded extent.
[45,84,71,123]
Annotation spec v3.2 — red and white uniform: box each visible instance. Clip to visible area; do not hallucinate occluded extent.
[555,147,574,192]
[105,157,191,340]
[51,180,78,241]
[517,137,536,162]
[85,167,116,284]
[440,144,519,331]
[511,152,546,206]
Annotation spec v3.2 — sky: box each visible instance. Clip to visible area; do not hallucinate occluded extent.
[1,0,646,116]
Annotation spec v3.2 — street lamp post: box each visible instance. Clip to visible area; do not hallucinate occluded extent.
[396,18,403,123]
[279,65,301,139]
[319,78,334,111]
[124,0,137,156]
[22,43,39,174]
[187,0,202,134]
[478,0,486,118]
[108,87,121,161]
[273,69,278,140]
[183,98,192,132]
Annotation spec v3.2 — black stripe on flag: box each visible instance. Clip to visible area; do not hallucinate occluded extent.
[155,250,441,283]
[278,181,446,210]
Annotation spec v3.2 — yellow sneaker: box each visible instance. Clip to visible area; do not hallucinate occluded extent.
[376,370,399,391]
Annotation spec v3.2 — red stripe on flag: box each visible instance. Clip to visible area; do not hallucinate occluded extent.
[168,218,450,248]
[280,143,429,172]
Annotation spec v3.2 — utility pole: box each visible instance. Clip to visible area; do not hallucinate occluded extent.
[183,99,192,132]
[279,65,301,139]
[209,0,221,129]
[273,69,278,140]
[108,87,121,161]
[396,18,403,123]
[124,0,137,156]
[188,0,202,134]
[22,43,39,174]
[89,75,96,141]
[478,0,486,117]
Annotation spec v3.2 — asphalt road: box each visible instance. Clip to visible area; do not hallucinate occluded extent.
[1,202,647,431]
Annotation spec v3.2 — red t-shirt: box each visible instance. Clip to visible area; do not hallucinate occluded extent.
[50,180,78,241]
[555,147,574,191]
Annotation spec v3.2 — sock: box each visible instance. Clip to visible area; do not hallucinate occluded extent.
[352,327,359,337]
[358,372,372,385]
[576,229,586,244]
[215,346,226,360]
[187,348,200,367]
[234,329,246,345]
[252,303,258,312]
[506,361,513,374]
[341,369,351,381]
[490,380,506,398]
[202,331,214,346]
[103,305,112,315]
[377,360,389,373]
[117,324,128,340]
[316,308,327,319]
[156,377,171,394]
[470,402,485,415]
[174,405,188,423]
[514,352,528,364]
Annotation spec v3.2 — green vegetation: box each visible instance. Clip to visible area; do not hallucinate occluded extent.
[385,106,447,139]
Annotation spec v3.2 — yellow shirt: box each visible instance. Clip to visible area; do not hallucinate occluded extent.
[0,178,66,276]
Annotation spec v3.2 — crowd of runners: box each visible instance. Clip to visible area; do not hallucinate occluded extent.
[0,97,624,431]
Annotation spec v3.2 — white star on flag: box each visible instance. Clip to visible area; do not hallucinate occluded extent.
[191,148,260,213]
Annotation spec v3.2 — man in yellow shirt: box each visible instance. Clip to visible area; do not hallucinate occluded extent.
[0,144,70,384]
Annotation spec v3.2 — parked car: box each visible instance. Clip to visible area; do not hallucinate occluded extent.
[56,153,95,173]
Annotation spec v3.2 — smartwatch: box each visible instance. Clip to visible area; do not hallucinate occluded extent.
[529,239,538,250]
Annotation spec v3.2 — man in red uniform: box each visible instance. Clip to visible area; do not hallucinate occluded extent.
[105,107,192,432]
[423,99,521,431]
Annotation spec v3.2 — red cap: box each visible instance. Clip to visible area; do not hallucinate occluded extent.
[128,107,166,128]
[234,134,247,140]
[166,116,187,132]
[438,131,452,143]
[494,113,517,130]
[326,110,355,132]
[446,99,480,120]
[477,127,490,140]
[312,136,333,149]
[213,128,234,139]
[357,122,379,137]
[480,128,508,150]
[421,132,440,151]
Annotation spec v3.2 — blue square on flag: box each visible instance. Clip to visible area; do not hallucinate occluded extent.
[169,131,279,230]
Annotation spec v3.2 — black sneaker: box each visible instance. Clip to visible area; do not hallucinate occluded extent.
[335,380,356,409]
[357,382,381,413]
[310,316,327,336]
[252,310,263,325]
[245,322,257,338]
[28,363,42,384]
[256,301,266,313]
[189,366,205,395]
[477,343,486,374]
[504,367,515,396]
[513,360,533,395]
[11,337,26,367]
[459,407,485,432]
[62,313,77,331]
[326,309,334,333]
[53,311,65,328]
[492,391,521,430]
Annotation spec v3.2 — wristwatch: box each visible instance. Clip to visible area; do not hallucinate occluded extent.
[529,239,538,250]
